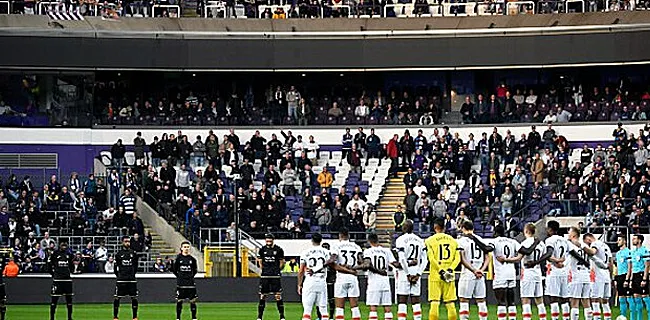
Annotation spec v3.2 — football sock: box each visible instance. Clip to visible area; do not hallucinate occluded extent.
[276,299,285,319]
[317,305,329,320]
[551,303,560,320]
[537,303,547,320]
[351,306,361,320]
[335,307,345,320]
[384,312,393,320]
[190,302,197,320]
[369,311,378,320]
[497,305,507,320]
[561,303,571,320]
[429,302,440,320]
[478,301,489,320]
[591,302,601,320]
[65,295,73,320]
[412,303,422,320]
[628,297,637,320]
[0,302,6,320]
[584,307,593,320]
[459,302,470,320]
[644,297,650,315]
[601,303,611,320]
[570,308,579,320]
[257,299,266,319]
[113,298,120,319]
[619,298,628,318]
[522,304,532,320]
[131,298,138,319]
[508,306,518,320]
[176,301,183,320]
[445,302,458,320]
[50,296,59,320]
[634,297,643,320]
[397,304,407,320]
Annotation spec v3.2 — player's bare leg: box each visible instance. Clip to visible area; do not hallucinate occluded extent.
[410,296,422,320]
[549,296,570,320]
[476,298,488,320]
[369,305,379,320]
[590,297,601,320]
[521,297,533,320]
[348,297,361,320]
[458,297,470,320]
[597,297,610,320]
[494,288,508,320]
[397,295,408,320]
[506,288,517,320]
[383,305,393,320]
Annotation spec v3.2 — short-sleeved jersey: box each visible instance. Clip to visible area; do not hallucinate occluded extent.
[332,240,363,283]
[299,246,331,283]
[395,233,426,276]
[259,244,284,278]
[173,254,198,286]
[567,242,591,283]
[115,248,138,281]
[590,240,612,281]
[425,233,460,281]
[616,247,632,276]
[363,246,395,292]
[520,237,546,282]
[490,236,521,282]
[631,245,650,273]
[47,250,73,280]
[545,235,571,277]
[457,235,487,279]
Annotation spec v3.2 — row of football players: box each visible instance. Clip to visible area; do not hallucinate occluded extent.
[297,219,650,320]
[0,236,199,320]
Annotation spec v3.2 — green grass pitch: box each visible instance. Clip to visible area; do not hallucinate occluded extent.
[6,302,631,320]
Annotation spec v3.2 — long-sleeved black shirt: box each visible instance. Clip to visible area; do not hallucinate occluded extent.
[48,250,73,280]
[173,254,198,287]
[115,248,138,281]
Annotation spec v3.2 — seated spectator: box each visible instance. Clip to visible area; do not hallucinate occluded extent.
[327,102,344,118]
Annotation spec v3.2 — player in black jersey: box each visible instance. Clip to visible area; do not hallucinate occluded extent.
[173,241,198,320]
[0,253,7,320]
[47,241,74,320]
[257,233,286,320]
[316,242,336,320]
[113,236,139,320]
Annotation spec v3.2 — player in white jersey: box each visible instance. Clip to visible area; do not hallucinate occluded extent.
[394,220,427,320]
[498,223,547,320]
[457,221,493,320]
[490,225,521,320]
[329,229,363,320]
[357,233,397,320]
[582,233,613,320]
[566,227,596,320]
[544,221,572,320]
[298,233,332,320]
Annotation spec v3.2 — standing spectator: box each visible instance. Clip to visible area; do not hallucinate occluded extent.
[532,153,545,184]
[341,128,353,160]
[281,164,297,196]
[386,134,399,177]
[175,164,191,196]
[192,135,206,168]
[432,194,448,219]
[133,132,147,166]
[314,202,331,231]
[128,211,145,236]
[403,167,417,190]
[95,242,108,273]
[460,96,474,124]
[111,139,126,172]
[347,145,362,176]
[363,205,376,233]
[500,186,514,218]
[399,130,414,167]
[108,169,121,208]
[393,205,405,231]
[366,128,382,161]
[119,188,136,217]
[286,86,300,119]
[296,98,310,126]
[317,167,333,189]
[83,174,97,200]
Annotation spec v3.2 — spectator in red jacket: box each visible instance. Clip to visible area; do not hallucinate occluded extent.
[386,134,399,178]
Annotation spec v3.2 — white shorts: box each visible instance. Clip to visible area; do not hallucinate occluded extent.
[302,282,328,309]
[493,279,517,290]
[395,272,421,296]
[590,282,612,299]
[458,278,486,299]
[366,290,392,306]
[569,282,591,299]
[520,280,543,298]
[334,280,360,298]
[545,276,570,298]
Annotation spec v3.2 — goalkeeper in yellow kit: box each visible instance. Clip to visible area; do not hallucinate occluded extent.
[425,218,461,320]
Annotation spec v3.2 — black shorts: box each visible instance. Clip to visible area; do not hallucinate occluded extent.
[615,274,633,296]
[632,273,649,295]
[176,286,198,300]
[115,282,139,298]
[259,278,283,295]
[51,280,73,297]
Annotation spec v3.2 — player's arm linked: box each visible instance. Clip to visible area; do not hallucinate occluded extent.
[524,247,553,269]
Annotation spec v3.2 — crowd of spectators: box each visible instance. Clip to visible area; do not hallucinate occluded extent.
[96,78,650,128]
[389,121,650,241]
[0,168,164,273]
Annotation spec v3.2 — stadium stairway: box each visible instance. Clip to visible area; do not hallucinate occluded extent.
[144,227,179,260]
[375,171,406,247]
